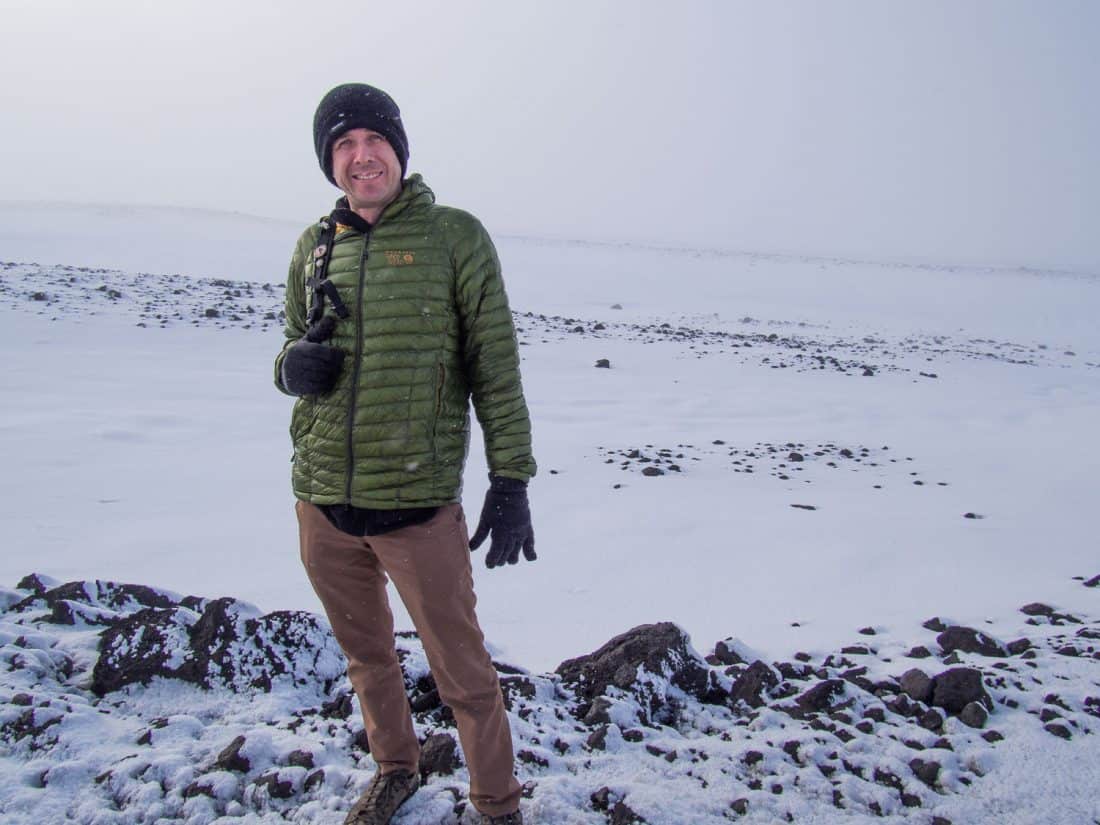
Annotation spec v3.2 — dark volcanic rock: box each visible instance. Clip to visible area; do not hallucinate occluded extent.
[214,735,250,773]
[730,661,779,709]
[795,679,846,713]
[959,701,988,729]
[14,579,178,625]
[15,574,53,596]
[1044,723,1072,740]
[1020,603,1055,617]
[931,668,992,715]
[556,622,714,722]
[710,639,745,666]
[91,593,344,696]
[899,668,933,704]
[419,732,460,777]
[91,608,191,695]
[936,626,1007,658]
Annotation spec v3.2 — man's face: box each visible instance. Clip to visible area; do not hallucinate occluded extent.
[331,128,403,219]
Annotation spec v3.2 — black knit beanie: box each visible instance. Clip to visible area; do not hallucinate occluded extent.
[313,83,409,186]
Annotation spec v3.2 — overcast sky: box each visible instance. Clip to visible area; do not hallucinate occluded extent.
[2,0,1097,270]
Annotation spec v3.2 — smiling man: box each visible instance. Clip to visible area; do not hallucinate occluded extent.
[274,83,536,825]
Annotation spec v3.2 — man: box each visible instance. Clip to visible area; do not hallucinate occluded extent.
[274,83,536,825]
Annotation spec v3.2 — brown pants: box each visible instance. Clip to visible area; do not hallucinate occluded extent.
[296,500,522,817]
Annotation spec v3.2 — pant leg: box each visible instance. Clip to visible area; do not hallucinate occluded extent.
[296,500,419,774]
[370,504,522,817]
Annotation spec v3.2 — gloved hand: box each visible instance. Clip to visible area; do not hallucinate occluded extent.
[469,474,537,568]
[281,315,345,396]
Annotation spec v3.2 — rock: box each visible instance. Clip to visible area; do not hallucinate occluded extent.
[1007,638,1032,655]
[858,627,877,636]
[788,452,804,462]
[641,466,664,477]
[214,735,250,773]
[304,769,325,792]
[595,359,611,368]
[1083,574,1100,588]
[15,574,55,596]
[254,772,294,799]
[591,787,612,811]
[958,701,988,729]
[320,691,354,720]
[286,749,314,769]
[583,697,613,726]
[556,622,714,723]
[907,646,932,659]
[731,798,749,815]
[931,668,992,715]
[936,626,1007,658]
[795,679,846,713]
[1020,603,1055,617]
[586,725,608,750]
[899,669,933,703]
[710,640,745,666]
[982,730,1004,743]
[419,732,460,777]
[909,758,940,787]
[91,594,344,695]
[922,617,948,633]
[730,661,779,709]
[1044,723,1072,740]
[963,512,984,519]
[918,709,944,732]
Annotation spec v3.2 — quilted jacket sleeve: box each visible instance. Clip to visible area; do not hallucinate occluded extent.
[273,228,315,395]
[449,213,537,482]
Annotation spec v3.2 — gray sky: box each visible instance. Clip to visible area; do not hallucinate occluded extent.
[2,0,1097,270]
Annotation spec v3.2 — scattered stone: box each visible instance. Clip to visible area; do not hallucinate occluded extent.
[214,735,250,773]
[730,661,779,709]
[932,668,992,715]
[899,669,933,704]
[936,626,1007,658]
[790,504,817,511]
[254,772,294,800]
[959,701,988,729]
[1044,723,1072,740]
[795,679,846,713]
[1020,603,1056,617]
[419,732,460,777]
[556,622,715,723]
[595,359,611,368]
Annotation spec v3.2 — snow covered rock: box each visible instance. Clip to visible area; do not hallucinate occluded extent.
[555,622,717,724]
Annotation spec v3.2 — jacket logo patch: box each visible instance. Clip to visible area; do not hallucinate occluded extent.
[384,250,416,266]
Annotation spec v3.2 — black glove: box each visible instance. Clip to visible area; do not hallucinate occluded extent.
[469,475,536,569]
[281,315,345,396]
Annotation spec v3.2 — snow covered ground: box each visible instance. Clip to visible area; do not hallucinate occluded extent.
[1,203,1098,823]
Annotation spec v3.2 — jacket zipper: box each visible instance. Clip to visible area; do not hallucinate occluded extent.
[345,230,370,504]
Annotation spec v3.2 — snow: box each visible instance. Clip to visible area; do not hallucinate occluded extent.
[1,203,1098,823]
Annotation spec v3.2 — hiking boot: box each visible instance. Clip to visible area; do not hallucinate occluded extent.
[480,812,523,825]
[343,768,420,824]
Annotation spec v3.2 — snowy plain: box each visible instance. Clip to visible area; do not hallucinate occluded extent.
[1,202,1098,823]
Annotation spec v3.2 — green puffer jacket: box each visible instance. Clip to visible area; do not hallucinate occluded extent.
[274,174,536,508]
